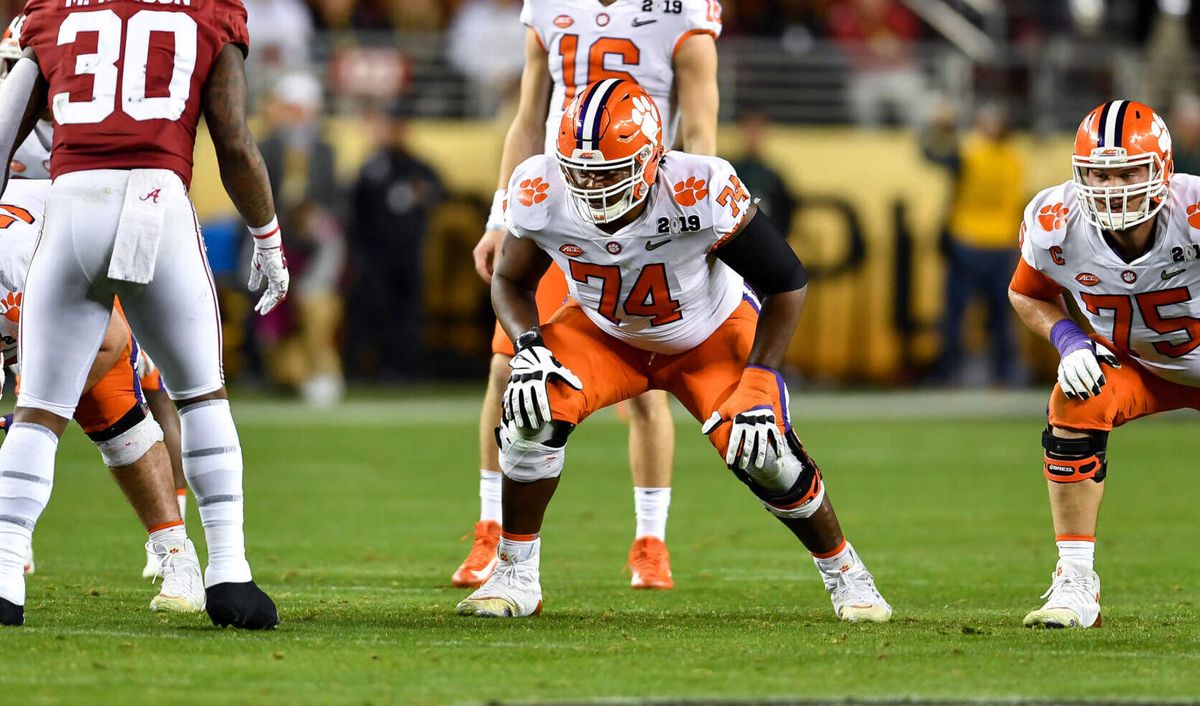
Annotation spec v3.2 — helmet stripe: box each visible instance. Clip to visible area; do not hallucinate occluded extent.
[1099,99,1125,148]
[1112,100,1130,147]
[578,78,622,152]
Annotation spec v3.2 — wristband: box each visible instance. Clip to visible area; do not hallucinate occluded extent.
[513,328,543,354]
[1049,319,1092,357]
[249,216,282,249]
[486,189,507,231]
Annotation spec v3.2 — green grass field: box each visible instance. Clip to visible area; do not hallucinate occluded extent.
[0,391,1197,705]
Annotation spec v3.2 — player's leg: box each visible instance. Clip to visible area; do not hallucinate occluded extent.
[141,379,188,579]
[457,304,650,617]
[451,343,508,588]
[119,190,276,630]
[72,329,203,612]
[455,267,570,587]
[667,300,890,622]
[0,176,119,625]
[625,389,675,589]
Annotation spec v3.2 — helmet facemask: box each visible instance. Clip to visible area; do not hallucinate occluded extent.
[1072,148,1168,232]
[556,143,654,225]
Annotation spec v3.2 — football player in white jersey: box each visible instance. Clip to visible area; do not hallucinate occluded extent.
[457,0,723,590]
[1010,100,1200,628]
[456,79,892,621]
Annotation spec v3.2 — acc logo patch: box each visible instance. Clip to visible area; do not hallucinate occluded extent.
[516,177,549,207]
[1037,203,1070,231]
[1122,270,1138,284]
[1075,272,1101,286]
[559,243,583,257]
[554,14,573,28]
[606,241,622,254]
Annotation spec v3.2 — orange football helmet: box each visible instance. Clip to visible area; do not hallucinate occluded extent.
[555,78,664,224]
[1073,99,1174,231]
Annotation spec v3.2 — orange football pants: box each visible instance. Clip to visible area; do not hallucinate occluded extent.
[1049,344,1200,432]
[537,297,788,457]
[491,264,571,357]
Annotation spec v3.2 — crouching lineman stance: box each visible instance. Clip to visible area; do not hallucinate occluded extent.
[456,79,891,621]
[1011,100,1200,628]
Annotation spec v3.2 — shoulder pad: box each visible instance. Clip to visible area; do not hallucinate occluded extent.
[505,155,556,234]
[1022,181,1077,249]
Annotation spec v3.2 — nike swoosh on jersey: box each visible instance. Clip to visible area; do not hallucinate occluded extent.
[645,239,671,250]
[1162,268,1186,281]
[632,17,658,27]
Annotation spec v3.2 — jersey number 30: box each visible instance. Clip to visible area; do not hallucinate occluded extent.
[54,10,197,125]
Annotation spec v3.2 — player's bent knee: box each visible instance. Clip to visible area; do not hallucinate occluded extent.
[93,413,165,468]
[729,430,826,519]
[496,419,575,483]
[1042,426,1108,483]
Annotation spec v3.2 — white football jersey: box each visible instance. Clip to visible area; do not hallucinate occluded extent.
[1020,174,1200,387]
[521,0,722,153]
[505,150,751,354]
[0,178,50,360]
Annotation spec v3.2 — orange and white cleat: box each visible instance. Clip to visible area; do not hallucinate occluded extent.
[627,536,674,590]
[452,520,501,588]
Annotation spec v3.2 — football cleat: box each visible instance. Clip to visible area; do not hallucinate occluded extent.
[147,539,205,613]
[456,560,542,618]
[627,536,674,590]
[0,597,22,626]
[205,581,279,630]
[815,550,893,623]
[452,520,501,588]
[1024,560,1101,629]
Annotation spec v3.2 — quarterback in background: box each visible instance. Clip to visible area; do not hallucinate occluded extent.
[459,0,722,591]
[457,79,891,621]
[1010,100,1200,628]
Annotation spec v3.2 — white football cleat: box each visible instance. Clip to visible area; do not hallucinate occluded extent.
[815,549,893,623]
[456,560,543,617]
[1024,560,1101,629]
[147,539,205,613]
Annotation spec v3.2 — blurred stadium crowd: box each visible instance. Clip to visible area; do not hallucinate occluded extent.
[6,0,1200,402]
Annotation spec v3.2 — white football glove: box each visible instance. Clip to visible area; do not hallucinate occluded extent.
[1057,343,1120,400]
[504,343,583,433]
[702,407,783,472]
[249,245,290,315]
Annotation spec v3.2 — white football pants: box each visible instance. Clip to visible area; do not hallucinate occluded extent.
[17,169,224,418]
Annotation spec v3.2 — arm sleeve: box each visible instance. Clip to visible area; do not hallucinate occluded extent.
[714,211,807,295]
[675,1,722,57]
[1009,257,1064,300]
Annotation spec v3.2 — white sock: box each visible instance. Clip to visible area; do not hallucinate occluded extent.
[148,523,187,546]
[176,489,188,521]
[0,423,59,605]
[1057,539,1095,575]
[179,399,252,587]
[634,487,670,541]
[497,534,540,566]
[812,539,856,574]
[480,470,502,523]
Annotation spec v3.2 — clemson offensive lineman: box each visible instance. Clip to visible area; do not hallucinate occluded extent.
[1010,100,1200,628]
[456,79,892,621]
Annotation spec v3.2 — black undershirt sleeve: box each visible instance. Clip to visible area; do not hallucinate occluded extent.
[713,210,808,295]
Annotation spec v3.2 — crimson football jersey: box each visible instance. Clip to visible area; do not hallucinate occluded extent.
[20,0,250,186]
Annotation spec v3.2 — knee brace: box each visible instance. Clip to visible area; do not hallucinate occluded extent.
[729,429,825,519]
[496,420,575,483]
[92,412,164,468]
[1043,427,1108,483]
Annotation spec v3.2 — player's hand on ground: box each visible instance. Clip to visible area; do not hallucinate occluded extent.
[248,245,290,315]
[1058,343,1119,400]
[701,366,784,471]
[504,343,583,432]
[472,229,505,284]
